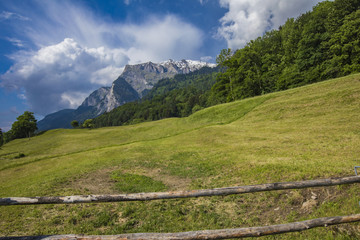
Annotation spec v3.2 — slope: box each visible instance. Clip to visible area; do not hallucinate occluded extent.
[1,74,360,239]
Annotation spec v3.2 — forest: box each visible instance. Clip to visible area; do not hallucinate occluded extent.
[94,0,360,128]
[211,0,360,103]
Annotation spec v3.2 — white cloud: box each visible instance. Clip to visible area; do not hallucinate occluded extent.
[17,93,26,100]
[218,0,323,49]
[121,15,203,64]
[1,38,129,115]
[60,91,91,109]
[18,1,203,59]
[6,38,25,47]
[0,11,30,21]
[0,1,204,116]
[200,56,213,62]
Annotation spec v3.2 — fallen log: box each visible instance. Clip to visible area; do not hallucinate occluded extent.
[2,213,360,239]
[1,175,360,205]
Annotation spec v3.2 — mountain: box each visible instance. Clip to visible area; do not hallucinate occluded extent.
[123,59,216,96]
[36,109,75,130]
[79,87,111,116]
[79,77,140,116]
[37,60,216,131]
[94,66,220,128]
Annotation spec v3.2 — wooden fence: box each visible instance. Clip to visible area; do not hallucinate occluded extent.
[1,175,360,239]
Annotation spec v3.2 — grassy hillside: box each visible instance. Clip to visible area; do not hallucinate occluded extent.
[1,74,360,239]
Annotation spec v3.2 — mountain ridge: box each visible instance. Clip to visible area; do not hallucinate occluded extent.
[37,59,216,130]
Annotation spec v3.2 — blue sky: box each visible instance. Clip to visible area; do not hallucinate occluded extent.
[0,0,323,131]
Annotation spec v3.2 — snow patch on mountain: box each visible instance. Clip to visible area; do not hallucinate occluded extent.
[160,59,217,73]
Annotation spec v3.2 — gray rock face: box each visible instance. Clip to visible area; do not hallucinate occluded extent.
[79,60,213,116]
[80,77,140,116]
[37,59,216,130]
[80,87,111,116]
[123,59,216,96]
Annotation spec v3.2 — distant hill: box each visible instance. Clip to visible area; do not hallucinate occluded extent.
[37,60,216,130]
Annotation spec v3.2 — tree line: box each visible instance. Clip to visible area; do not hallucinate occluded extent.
[210,0,360,103]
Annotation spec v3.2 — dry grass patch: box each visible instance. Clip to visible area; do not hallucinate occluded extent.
[67,167,119,195]
[129,167,192,191]
[68,165,192,195]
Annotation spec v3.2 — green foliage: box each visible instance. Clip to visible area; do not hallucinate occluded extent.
[70,120,79,128]
[211,0,360,103]
[10,111,37,139]
[82,119,94,129]
[326,10,360,76]
[2,130,14,144]
[216,48,233,66]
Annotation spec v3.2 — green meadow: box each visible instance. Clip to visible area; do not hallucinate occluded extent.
[1,74,360,239]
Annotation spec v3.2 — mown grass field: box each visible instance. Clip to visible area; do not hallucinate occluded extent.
[1,74,360,239]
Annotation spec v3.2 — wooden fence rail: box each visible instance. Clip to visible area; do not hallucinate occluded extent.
[1,175,360,205]
[1,213,360,240]
[2,175,360,239]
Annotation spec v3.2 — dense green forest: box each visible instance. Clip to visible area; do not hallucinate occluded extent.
[93,67,220,127]
[95,0,359,127]
[211,0,360,102]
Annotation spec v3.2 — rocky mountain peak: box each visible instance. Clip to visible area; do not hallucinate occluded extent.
[122,59,216,96]
[37,59,216,131]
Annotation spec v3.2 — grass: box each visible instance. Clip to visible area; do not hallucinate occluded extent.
[1,73,360,238]
[111,171,167,193]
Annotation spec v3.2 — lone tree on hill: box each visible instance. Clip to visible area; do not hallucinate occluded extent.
[82,119,94,129]
[11,111,38,139]
[71,120,79,128]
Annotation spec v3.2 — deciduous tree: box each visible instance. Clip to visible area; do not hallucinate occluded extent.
[71,120,79,128]
[11,111,37,139]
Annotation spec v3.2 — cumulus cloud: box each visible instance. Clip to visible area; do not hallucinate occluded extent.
[121,15,203,64]
[1,38,129,114]
[218,0,323,49]
[14,1,203,60]
[0,1,204,115]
